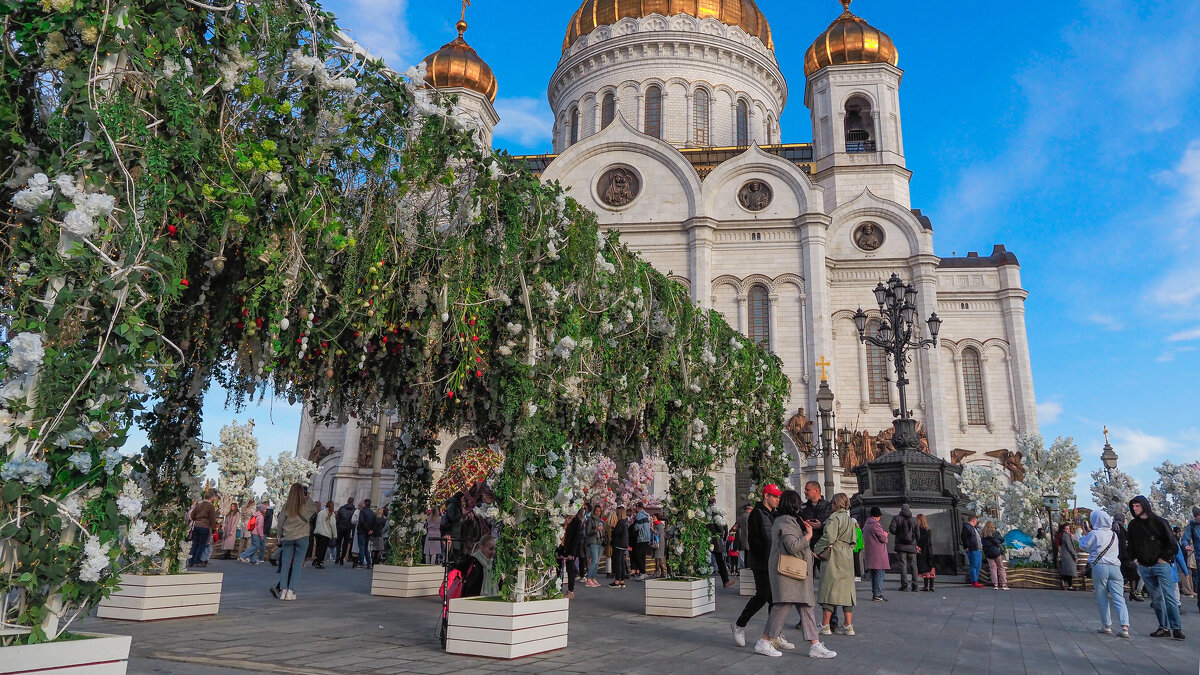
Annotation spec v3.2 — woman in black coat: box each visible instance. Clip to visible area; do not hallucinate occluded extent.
[559,510,584,598]
[608,506,629,588]
[915,513,936,592]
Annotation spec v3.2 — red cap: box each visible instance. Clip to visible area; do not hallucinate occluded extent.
[763,484,783,497]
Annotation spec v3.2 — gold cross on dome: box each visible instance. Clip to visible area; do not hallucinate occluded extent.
[1103,425,1109,444]
[816,356,831,382]
[461,0,470,22]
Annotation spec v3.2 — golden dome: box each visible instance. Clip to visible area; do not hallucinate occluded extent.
[421,21,498,102]
[804,0,898,77]
[562,0,773,53]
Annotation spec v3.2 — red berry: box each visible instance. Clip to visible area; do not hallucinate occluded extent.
[471,335,479,342]
[447,391,455,398]
[476,370,483,377]
[180,279,189,287]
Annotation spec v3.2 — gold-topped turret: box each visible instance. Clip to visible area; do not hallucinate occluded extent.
[804,0,898,77]
[562,0,773,53]
[420,3,498,102]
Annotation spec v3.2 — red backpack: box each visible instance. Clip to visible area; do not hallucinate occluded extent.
[439,561,476,601]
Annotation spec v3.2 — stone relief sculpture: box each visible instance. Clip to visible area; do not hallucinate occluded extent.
[738,180,772,211]
[853,222,884,251]
[784,407,813,456]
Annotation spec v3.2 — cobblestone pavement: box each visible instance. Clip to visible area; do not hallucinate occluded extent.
[78,560,1199,674]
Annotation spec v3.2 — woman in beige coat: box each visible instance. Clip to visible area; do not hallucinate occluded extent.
[754,490,837,659]
[813,493,857,635]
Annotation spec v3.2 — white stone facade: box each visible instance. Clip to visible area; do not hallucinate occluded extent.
[296,9,1038,515]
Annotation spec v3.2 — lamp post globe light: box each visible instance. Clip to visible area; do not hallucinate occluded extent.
[853,273,942,454]
[1100,425,1119,480]
[800,363,854,498]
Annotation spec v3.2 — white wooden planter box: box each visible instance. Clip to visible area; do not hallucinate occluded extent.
[739,573,756,596]
[645,577,715,618]
[3,632,131,674]
[446,597,569,659]
[371,564,443,598]
[97,572,222,621]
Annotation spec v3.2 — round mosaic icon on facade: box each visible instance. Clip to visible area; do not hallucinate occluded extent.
[853,221,885,251]
[595,165,642,209]
[737,180,773,212]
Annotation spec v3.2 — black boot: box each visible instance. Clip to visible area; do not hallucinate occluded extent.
[929,578,935,593]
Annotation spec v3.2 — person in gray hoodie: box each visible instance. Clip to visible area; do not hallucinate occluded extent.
[1081,510,1129,638]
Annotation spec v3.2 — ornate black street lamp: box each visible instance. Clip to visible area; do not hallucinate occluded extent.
[799,359,854,498]
[1100,425,1119,480]
[853,273,942,454]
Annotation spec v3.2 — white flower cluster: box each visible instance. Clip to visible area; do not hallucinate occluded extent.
[552,336,577,359]
[116,481,144,519]
[506,322,523,335]
[289,49,356,92]
[0,379,23,402]
[691,418,708,441]
[161,57,193,79]
[126,519,166,557]
[650,310,676,337]
[78,536,112,583]
[729,337,744,351]
[595,252,615,274]
[55,174,116,237]
[541,281,561,307]
[474,503,500,522]
[6,332,45,372]
[701,347,717,367]
[217,48,251,91]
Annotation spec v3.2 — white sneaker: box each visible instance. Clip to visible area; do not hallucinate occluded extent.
[753,638,782,657]
[839,624,855,636]
[731,623,746,647]
[818,624,832,635]
[773,634,795,650]
[284,589,296,601]
[809,642,837,659]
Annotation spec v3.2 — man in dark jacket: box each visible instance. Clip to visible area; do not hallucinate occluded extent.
[355,499,377,569]
[731,484,780,648]
[799,481,832,543]
[961,515,983,588]
[1127,496,1183,639]
[335,497,356,565]
[890,504,920,591]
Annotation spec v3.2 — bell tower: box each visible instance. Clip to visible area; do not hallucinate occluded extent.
[803,0,909,209]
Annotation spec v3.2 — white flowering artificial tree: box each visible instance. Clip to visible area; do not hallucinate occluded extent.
[1089,466,1141,518]
[616,459,661,509]
[1150,461,1200,525]
[210,420,260,504]
[1001,434,1081,535]
[261,452,318,507]
[959,464,1008,529]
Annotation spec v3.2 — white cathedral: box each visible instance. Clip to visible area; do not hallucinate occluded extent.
[296,0,1039,514]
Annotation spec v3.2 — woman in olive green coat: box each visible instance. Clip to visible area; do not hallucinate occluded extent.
[812,493,857,635]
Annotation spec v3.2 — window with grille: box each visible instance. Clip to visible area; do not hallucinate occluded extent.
[569,107,580,145]
[601,93,615,129]
[645,86,662,139]
[747,285,769,346]
[693,89,710,146]
[866,324,889,405]
[736,100,749,145]
[962,348,986,425]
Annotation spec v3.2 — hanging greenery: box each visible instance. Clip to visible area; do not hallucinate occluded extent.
[2,0,791,640]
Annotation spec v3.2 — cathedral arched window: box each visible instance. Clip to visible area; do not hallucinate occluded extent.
[962,348,986,425]
[844,96,874,152]
[644,85,662,139]
[747,285,769,346]
[569,107,580,145]
[766,114,775,145]
[736,100,749,145]
[601,93,616,129]
[865,323,889,405]
[693,89,710,146]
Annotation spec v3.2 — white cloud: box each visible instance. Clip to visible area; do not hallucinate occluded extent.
[1167,326,1200,342]
[329,0,417,69]
[1086,313,1123,331]
[1036,400,1063,424]
[493,97,553,148]
[1105,427,1173,469]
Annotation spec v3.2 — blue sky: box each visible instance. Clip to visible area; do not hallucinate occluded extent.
[150,0,1200,505]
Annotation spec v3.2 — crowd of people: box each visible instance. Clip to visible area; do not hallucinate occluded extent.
[184,476,1197,652]
[185,486,391,601]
